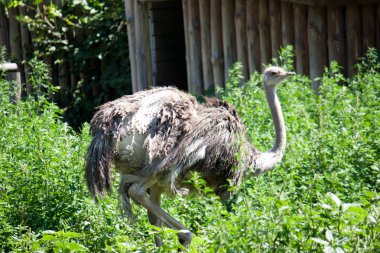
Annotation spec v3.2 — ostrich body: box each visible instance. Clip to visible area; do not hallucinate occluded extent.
[85,66,294,246]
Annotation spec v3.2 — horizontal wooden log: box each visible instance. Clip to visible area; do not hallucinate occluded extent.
[0,62,18,71]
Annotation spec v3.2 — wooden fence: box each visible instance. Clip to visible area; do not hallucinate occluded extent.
[0,4,30,93]
[2,1,380,97]
[0,2,88,100]
[182,0,380,92]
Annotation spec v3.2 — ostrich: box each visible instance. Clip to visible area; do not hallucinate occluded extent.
[85,66,295,247]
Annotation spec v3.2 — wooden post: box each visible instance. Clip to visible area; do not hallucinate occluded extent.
[269,0,281,58]
[246,0,260,73]
[258,0,271,70]
[222,0,236,79]
[8,7,22,64]
[19,6,32,94]
[327,6,346,75]
[308,6,326,90]
[8,7,25,94]
[281,1,294,48]
[199,0,213,92]
[235,0,248,80]
[147,5,156,86]
[362,4,376,54]
[0,3,9,57]
[293,4,309,75]
[346,4,361,77]
[134,1,148,91]
[52,0,70,100]
[188,0,203,95]
[210,0,224,89]
[142,3,153,87]
[377,4,380,51]
[182,0,192,91]
[125,0,138,93]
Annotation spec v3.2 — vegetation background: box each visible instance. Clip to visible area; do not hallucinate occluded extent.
[4,0,131,129]
[0,45,379,252]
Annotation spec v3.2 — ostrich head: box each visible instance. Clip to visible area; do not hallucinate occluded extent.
[263,66,295,87]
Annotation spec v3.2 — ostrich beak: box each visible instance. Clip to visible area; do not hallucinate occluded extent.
[279,71,295,81]
[286,71,296,76]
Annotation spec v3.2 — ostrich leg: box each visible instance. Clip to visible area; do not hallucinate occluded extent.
[148,187,163,246]
[128,183,193,246]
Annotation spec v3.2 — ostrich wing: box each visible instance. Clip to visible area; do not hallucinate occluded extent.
[128,98,257,199]
[87,87,197,195]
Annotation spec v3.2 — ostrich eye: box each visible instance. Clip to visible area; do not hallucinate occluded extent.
[270,71,278,76]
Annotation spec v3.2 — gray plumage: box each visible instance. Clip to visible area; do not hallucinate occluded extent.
[85,66,295,247]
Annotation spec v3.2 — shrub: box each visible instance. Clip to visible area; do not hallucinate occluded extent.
[1,49,379,252]
[213,46,380,252]
[6,0,131,129]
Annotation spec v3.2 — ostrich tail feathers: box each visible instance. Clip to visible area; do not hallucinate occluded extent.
[85,132,114,198]
[85,115,123,199]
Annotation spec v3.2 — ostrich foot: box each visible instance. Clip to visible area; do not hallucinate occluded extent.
[178,230,193,247]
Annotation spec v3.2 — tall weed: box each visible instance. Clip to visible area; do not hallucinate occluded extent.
[214,46,380,252]
[0,49,379,252]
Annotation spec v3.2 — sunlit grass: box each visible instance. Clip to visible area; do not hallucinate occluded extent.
[0,48,379,252]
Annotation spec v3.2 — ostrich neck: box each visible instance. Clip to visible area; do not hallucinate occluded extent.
[253,84,286,174]
[265,85,286,154]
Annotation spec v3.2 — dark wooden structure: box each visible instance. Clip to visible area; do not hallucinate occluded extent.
[0,2,75,97]
[125,0,380,94]
[1,1,379,95]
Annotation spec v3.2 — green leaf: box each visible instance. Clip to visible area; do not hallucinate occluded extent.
[66,242,89,252]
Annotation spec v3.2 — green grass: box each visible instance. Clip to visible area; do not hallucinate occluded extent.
[0,48,379,252]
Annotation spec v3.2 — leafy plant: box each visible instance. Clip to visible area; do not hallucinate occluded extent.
[6,0,131,129]
[1,48,379,252]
